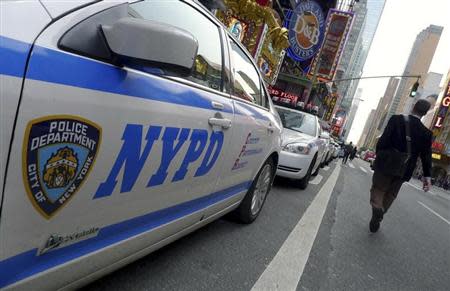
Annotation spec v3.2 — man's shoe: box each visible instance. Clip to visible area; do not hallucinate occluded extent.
[369,219,380,233]
[369,207,384,233]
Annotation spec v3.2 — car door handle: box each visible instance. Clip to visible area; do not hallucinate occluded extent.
[208,117,232,129]
[211,101,224,110]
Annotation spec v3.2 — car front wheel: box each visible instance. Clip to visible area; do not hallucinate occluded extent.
[297,155,317,189]
[234,158,274,224]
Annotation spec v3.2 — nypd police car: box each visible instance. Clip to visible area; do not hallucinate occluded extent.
[0,0,282,289]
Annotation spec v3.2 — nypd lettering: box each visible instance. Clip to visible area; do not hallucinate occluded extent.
[23,116,101,218]
[94,124,224,198]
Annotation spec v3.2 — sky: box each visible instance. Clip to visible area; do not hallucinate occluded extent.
[346,0,450,144]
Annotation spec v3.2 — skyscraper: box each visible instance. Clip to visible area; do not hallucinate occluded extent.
[362,77,400,149]
[358,109,376,147]
[343,88,363,140]
[341,0,386,112]
[336,0,386,139]
[384,25,443,125]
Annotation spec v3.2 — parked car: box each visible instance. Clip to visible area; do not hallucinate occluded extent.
[363,150,376,169]
[0,1,283,289]
[363,150,376,161]
[275,106,326,189]
[319,130,334,165]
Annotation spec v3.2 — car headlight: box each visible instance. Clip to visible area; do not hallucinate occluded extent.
[282,142,311,155]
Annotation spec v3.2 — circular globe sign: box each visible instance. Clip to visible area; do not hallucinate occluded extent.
[284,0,325,62]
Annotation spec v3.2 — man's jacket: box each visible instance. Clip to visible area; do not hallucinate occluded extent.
[376,114,432,181]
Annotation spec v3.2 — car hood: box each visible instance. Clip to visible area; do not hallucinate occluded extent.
[281,128,315,146]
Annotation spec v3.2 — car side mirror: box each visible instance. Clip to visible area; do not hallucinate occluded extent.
[101,17,198,75]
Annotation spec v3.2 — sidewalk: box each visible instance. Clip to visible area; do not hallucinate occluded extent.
[409,178,450,200]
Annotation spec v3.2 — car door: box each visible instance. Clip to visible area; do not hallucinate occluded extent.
[217,36,279,193]
[0,1,236,289]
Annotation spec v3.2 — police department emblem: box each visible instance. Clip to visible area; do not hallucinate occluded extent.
[23,116,101,218]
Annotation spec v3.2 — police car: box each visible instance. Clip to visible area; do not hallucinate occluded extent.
[0,1,282,289]
[275,106,326,189]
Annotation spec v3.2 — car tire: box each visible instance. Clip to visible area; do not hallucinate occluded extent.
[297,155,317,189]
[234,158,275,224]
[312,156,320,177]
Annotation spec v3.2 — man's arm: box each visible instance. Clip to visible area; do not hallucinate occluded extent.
[421,131,433,191]
[376,116,395,152]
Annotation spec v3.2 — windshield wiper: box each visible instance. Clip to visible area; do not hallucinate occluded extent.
[285,126,303,134]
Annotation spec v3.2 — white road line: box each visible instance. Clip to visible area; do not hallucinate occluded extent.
[417,201,450,225]
[309,174,323,185]
[348,162,355,168]
[251,164,341,291]
[323,166,330,171]
[406,182,423,192]
[359,166,367,173]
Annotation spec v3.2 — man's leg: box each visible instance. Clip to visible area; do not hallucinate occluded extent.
[369,170,392,232]
[383,178,404,213]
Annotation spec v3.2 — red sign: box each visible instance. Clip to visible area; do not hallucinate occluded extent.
[432,141,445,152]
[268,86,299,105]
[308,9,353,81]
[433,81,450,134]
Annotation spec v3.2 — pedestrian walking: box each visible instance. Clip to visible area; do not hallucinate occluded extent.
[350,146,357,161]
[369,99,432,233]
[342,142,353,164]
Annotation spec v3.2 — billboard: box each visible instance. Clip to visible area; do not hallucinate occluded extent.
[308,9,354,81]
[284,0,326,62]
[432,80,450,143]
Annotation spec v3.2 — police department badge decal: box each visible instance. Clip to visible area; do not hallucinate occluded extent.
[23,116,101,218]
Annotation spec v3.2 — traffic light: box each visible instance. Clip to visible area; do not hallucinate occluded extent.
[409,81,419,97]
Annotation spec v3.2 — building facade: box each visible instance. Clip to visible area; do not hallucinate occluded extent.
[334,0,386,138]
[362,77,400,149]
[343,88,363,141]
[358,109,376,148]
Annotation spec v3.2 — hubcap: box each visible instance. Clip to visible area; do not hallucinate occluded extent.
[251,164,272,216]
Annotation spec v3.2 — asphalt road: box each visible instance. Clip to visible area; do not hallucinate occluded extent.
[83,158,450,291]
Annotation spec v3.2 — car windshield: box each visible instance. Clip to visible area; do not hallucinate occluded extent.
[276,107,317,136]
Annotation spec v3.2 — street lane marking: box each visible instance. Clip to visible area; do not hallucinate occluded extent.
[323,166,330,171]
[252,164,341,291]
[348,162,355,168]
[309,174,323,185]
[359,166,367,173]
[418,201,450,225]
[406,182,423,192]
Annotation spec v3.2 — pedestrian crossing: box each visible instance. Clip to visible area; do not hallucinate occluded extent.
[348,162,355,168]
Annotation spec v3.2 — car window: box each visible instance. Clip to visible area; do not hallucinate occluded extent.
[129,0,223,91]
[276,107,317,136]
[229,39,263,106]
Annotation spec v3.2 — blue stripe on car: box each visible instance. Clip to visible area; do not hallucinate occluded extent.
[0,36,32,78]
[1,36,234,113]
[0,181,251,288]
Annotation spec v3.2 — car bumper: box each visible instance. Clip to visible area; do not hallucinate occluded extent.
[276,150,314,179]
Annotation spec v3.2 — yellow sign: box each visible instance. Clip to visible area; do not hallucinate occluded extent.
[432,153,441,160]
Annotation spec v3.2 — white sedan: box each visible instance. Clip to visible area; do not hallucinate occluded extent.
[275,106,327,189]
